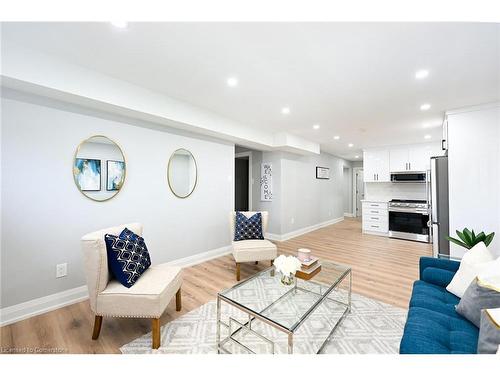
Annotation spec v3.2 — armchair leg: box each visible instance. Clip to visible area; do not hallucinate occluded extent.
[271,259,275,277]
[92,315,103,340]
[176,288,182,311]
[236,263,241,281]
[152,318,161,349]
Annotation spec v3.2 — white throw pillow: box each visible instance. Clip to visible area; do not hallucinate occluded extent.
[446,242,495,298]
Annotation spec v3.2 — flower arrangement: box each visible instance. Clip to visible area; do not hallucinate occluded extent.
[273,255,302,285]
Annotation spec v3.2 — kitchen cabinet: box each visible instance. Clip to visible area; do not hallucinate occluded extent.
[362,200,388,235]
[389,142,442,172]
[363,148,390,182]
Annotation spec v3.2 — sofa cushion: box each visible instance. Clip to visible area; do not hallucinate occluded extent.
[97,263,182,318]
[104,227,152,288]
[410,280,461,317]
[234,211,264,241]
[400,307,479,354]
[422,267,456,288]
[232,239,277,263]
[446,242,495,298]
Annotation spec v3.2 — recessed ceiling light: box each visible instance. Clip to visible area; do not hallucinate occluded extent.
[110,21,128,29]
[424,134,432,140]
[420,103,431,111]
[227,77,238,87]
[281,107,290,115]
[348,143,354,148]
[355,155,360,159]
[333,135,340,140]
[415,69,429,79]
[313,124,320,130]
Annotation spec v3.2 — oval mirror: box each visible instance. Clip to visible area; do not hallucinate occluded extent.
[73,135,126,202]
[167,148,197,198]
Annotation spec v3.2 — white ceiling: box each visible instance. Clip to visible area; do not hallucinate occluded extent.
[2,22,499,160]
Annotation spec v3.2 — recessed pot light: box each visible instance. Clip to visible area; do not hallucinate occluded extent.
[348,143,354,148]
[355,155,360,159]
[415,69,429,79]
[227,77,238,87]
[333,135,340,140]
[424,134,432,139]
[420,103,431,111]
[110,21,128,29]
[313,124,320,130]
[281,107,290,115]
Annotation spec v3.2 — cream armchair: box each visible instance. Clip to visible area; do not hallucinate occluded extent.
[81,223,182,349]
[230,211,277,281]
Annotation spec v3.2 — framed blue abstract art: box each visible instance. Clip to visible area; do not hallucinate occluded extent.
[107,160,125,191]
[74,158,101,191]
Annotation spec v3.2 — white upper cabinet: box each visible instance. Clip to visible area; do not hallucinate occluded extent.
[363,148,390,182]
[389,142,442,172]
[389,147,409,172]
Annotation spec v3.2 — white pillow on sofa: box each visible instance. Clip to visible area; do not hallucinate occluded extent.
[446,242,496,298]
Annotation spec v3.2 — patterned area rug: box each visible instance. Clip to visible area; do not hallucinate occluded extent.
[120,290,407,354]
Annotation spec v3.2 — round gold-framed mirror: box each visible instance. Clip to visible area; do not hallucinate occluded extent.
[73,135,126,202]
[167,148,198,198]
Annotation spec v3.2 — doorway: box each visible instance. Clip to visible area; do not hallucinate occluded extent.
[353,168,364,217]
[235,152,252,211]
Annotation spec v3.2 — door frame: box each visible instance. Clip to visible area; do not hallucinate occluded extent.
[352,167,364,217]
[235,151,253,211]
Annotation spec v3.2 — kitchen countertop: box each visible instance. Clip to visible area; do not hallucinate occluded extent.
[361,199,390,203]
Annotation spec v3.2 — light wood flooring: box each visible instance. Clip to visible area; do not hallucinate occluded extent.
[0,218,431,353]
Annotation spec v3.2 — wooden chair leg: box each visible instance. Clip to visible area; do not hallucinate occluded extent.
[270,259,275,276]
[236,262,241,281]
[152,318,161,349]
[176,288,182,311]
[92,315,103,340]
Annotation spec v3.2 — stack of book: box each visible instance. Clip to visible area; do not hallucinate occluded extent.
[296,256,321,280]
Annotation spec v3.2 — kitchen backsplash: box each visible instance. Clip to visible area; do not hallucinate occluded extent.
[365,182,427,201]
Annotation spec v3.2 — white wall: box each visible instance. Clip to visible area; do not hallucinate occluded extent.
[1,93,234,308]
[448,104,500,258]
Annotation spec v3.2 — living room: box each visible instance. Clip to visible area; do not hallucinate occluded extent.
[1,1,499,374]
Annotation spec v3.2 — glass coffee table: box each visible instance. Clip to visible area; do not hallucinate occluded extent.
[216,260,351,354]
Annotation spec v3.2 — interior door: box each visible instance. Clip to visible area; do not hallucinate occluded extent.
[234,158,249,211]
[356,170,364,217]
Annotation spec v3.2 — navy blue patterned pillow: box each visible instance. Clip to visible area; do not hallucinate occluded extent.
[104,228,152,288]
[234,212,264,241]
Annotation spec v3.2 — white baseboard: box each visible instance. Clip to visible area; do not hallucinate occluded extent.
[0,285,89,327]
[0,245,232,327]
[267,217,344,242]
[165,245,232,268]
[344,212,355,218]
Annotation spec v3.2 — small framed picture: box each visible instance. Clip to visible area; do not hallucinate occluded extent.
[316,166,330,180]
[74,158,101,191]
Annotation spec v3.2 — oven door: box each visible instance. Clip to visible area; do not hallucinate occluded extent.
[388,209,430,242]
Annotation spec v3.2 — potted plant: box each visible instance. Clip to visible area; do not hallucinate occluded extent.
[447,228,495,250]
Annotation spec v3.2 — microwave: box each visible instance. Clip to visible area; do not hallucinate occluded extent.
[390,171,427,183]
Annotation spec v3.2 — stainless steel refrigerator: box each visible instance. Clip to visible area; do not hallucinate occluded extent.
[430,156,450,257]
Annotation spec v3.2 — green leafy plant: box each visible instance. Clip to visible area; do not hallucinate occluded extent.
[447,228,495,250]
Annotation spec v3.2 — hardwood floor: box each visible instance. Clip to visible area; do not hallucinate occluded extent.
[0,218,431,354]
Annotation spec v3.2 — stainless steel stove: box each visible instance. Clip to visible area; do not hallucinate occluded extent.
[388,199,430,243]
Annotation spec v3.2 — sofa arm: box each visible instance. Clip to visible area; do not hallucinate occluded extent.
[419,257,460,281]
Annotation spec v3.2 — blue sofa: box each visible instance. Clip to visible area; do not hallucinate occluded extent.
[399,257,479,354]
